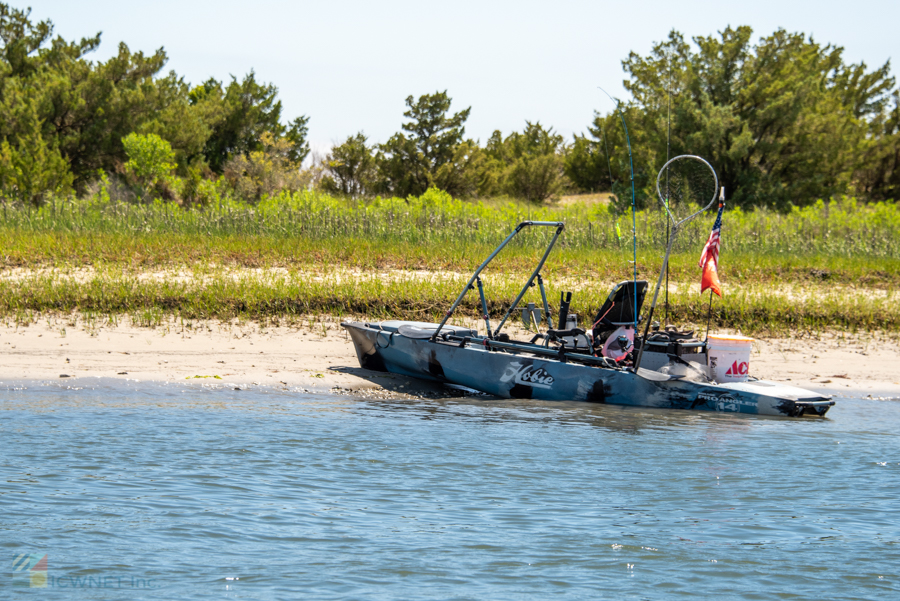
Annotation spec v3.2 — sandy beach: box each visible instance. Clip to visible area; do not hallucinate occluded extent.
[2,315,899,399]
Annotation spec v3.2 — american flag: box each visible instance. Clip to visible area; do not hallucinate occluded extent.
[699,202,724,296]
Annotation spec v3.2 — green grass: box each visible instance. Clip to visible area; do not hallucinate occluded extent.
[1,268,895,337]
[2,231,896,288]
[1,188,898,334]
[3,188,899,255]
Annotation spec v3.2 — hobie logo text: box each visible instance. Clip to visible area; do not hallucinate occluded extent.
[500,362,554,389]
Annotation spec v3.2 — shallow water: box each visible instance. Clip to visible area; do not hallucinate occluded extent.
[2,380,899,599]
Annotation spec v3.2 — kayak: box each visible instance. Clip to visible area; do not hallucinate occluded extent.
[342,319,834,417]
[341,220,833,418]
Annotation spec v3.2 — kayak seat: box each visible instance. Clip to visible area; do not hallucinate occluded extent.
[592,280,648,329]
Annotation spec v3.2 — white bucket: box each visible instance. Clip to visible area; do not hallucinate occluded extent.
[707,335,754,383]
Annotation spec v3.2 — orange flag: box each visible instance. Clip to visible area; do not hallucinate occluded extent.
[699,202,723,297]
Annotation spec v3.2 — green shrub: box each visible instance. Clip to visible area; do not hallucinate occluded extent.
[122,133,176,201]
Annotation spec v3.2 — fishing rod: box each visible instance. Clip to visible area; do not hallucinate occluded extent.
[664,55,672,326]
[598,87,638,333]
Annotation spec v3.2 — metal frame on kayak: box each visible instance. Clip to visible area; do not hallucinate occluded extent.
[431,220,565,342]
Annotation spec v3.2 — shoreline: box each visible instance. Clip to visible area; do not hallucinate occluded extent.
[2,316,899,399]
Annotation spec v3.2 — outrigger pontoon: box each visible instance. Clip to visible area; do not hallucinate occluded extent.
[342,157,834,418]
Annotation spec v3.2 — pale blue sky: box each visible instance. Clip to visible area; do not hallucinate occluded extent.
[24,1,900,154]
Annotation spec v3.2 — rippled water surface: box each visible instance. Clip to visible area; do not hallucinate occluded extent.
[2,380,899,599]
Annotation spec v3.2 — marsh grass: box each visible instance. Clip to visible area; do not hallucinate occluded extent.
[2,188,898,260]
[1,188,898,333]
[1,268,896,336]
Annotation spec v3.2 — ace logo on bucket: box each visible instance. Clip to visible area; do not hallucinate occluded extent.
[725,360,749,376]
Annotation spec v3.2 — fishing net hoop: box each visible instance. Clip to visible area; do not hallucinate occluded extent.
[656,154,719,229]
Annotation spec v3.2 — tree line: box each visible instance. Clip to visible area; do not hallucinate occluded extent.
[0,4,896,209]
[0,4,308,205]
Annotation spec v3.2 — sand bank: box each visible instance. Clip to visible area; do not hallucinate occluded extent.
[1,316,898,399]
